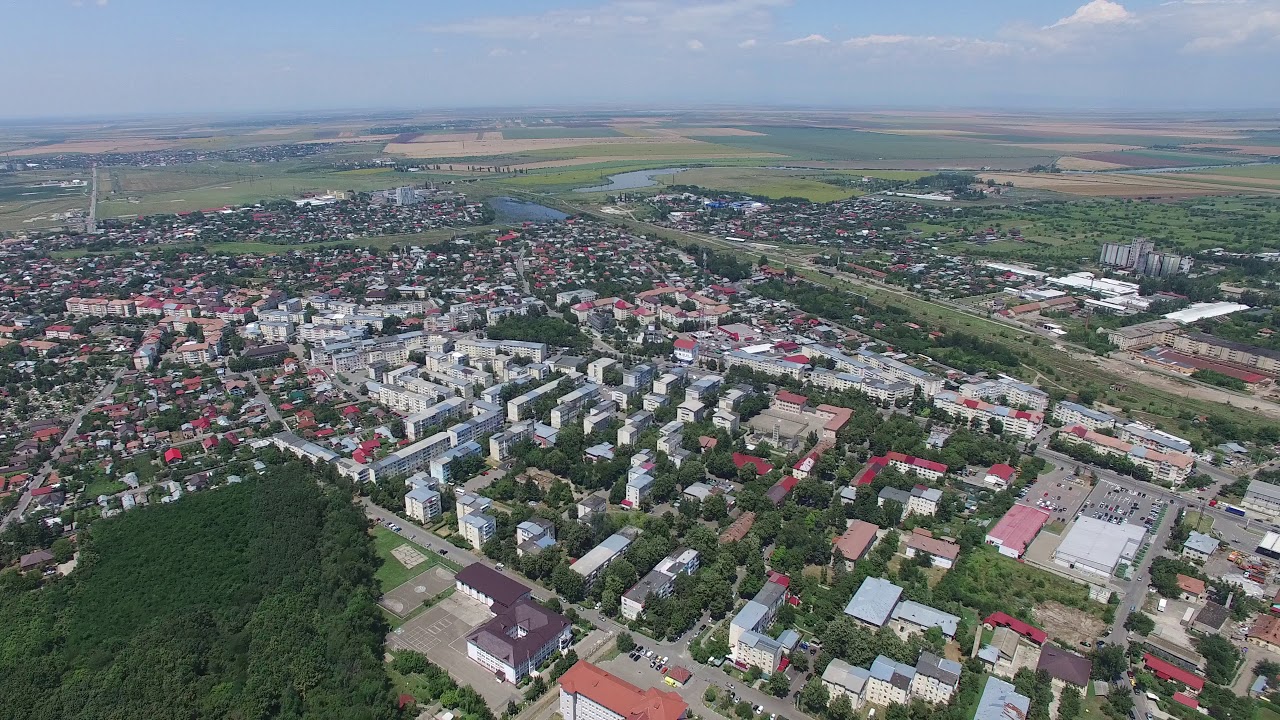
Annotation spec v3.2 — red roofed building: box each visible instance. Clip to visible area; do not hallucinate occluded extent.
[765,475,799,506]
[833,520,879,568]
[856,452,948,485]
[983,463,1017,490]
[1143,654,1204,693]
[985,503,1051,558]
[164,447,183,464]
[983,612,1048,645]
[1172,692,1199,709]
[559,661,688,720]
[32,427,63,443]
[673,337,699,363]
[731,453,773,476]
[774,391,808,415]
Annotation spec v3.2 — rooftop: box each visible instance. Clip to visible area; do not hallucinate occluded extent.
[455,563,532,610]
[844,576,902,627]
[467,599,570,669]
[1037,645,1092,687]
[558,661,687,720]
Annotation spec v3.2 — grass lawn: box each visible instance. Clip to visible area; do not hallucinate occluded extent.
[82,479,128,498]
[370,525,457,591]
[939,545,1104,620]
[1183,511,1214,532]
[1045,520,1067,535]
[1255,701,1280,720]
[669,167,860,202]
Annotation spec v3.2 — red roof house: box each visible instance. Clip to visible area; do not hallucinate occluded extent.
[731,453,773,475]
[983,612,1048,645]
[164,448,183,464]
[1143,654,1205,692]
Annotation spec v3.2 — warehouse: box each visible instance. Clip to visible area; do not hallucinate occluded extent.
[1053,516,1146,578]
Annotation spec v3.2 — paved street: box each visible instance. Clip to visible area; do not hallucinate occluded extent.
[361,499,805,720]
[2,367,126,530]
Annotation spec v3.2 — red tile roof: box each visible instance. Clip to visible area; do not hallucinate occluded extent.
[985,503,1051,557]
[983,612,1048,645]
[775,390,808,406]
[731,453,773,475]
[834,520,879,561]
[1143,654,1205,692]
[559,661,687,720]
[1172,692,1198,709]
[986,463,1017,481]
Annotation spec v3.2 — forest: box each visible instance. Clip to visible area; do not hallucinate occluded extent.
[0,463,400,720]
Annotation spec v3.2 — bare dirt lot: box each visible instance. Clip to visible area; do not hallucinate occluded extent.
[1036,601,1106,648]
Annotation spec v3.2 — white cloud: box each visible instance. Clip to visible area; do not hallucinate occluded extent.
[488,47,511,57]
[1048,0,1133,28]
[783,34,830,46]
[686,39,705,50]
[425,0,789,40]
[738,38,758,48]
[842,34,1011,56]
[843,34,914,48]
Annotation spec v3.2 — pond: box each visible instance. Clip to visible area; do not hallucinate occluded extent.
[487,196,569,223]
[572,167,689,193]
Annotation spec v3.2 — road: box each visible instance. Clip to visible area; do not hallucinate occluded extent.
[245,373,283,422]
[2,367,126,530]
[360,499,805,720]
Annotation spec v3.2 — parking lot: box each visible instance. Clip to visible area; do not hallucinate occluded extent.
[387,594,519,709]
[1083,480,1168,531]
[1016,469,1089,525]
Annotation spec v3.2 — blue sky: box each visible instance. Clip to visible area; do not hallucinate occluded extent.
[4,0,1279,117]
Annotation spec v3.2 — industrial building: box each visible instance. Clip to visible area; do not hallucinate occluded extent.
[1053,516,1146,578]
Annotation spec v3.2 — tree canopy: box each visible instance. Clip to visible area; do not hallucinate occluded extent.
[0,464,398,720]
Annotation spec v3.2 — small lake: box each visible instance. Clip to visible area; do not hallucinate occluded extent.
[572,167,689,193]
[487,196,569,223]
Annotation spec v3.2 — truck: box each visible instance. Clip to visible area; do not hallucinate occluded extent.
[1158,598,1167,613]
[1224,504,1247,517]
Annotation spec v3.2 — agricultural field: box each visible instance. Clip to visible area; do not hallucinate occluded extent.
[976,170,1280,198]
[1202,164,1280,180]
[500,127,623,139]
[668,167,860,202]
[93,163,430,218]
[687,126,1057,164]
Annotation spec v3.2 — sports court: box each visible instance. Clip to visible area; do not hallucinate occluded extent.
[387,593,519,708]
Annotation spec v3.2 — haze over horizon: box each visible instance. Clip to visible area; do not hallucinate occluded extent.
[6,0,1280,118]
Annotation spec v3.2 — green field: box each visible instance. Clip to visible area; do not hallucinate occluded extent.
[501,127,623,139]
[1203,164,1280,179]
[94,163,432,218]
[371,525,455,591]
[515,140,774,161]
[1256,702,1280,720]
[1116,148,1254,166]
[687,127,1055,162]
[670,167,860,202]
[82,479,128,498]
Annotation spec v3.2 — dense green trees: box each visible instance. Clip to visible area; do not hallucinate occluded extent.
[0,464,398,720]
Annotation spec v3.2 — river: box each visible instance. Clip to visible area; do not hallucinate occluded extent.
[572,167,689,193]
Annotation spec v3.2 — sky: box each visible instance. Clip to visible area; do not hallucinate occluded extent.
[4,0,1280,118]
